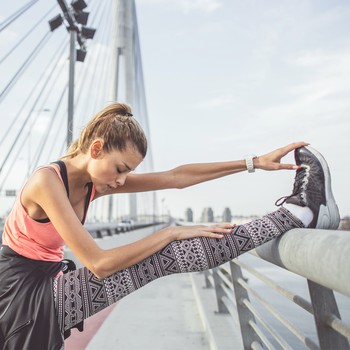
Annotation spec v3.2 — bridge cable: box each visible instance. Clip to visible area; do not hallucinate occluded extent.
[75,0,113,128]
[0,37,69,177]
[90,0,114,113]
[0,31,51,104]
[44,45,103,165]
[44,108,68,162]
[0,34,68,148]
[0,0,40,33]
[26,59,71,169]
[30,83,69,173]
[41,54,98,165]
[0,83,69,190]
[0,4,57,65]
[0,74,67,190]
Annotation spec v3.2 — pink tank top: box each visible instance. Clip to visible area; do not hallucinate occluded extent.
[2,163,95,262]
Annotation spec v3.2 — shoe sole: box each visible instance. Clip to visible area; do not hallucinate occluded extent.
[305,146,340,229]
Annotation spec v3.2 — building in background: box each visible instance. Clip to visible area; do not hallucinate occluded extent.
[201,207,214,223]
[222,207,232,223]
[185,208,193,222]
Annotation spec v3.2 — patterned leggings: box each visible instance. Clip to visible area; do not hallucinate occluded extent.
[54,207,303,333]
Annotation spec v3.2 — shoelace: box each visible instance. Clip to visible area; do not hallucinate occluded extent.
[275,166,309,206]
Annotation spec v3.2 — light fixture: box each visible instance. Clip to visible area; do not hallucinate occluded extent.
[81,26,96,39]
[71,0,87,12]
[48,14,63,31]
[76,49,87,62]
[74,11,89,25]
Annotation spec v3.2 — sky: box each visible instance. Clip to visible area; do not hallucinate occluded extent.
[1,0,350,221]
[136,0,350,220]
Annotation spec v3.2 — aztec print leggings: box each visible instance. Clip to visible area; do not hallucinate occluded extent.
[54,207,303,333]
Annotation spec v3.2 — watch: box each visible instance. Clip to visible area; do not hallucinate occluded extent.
[244,155,257,173]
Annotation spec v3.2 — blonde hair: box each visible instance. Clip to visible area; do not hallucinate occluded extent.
[63,103,147,159]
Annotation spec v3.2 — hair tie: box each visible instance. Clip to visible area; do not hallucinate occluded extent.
[125,112,133,117]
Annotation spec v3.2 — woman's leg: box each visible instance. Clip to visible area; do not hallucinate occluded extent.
[54,207,303,333]
[54,146,339,333]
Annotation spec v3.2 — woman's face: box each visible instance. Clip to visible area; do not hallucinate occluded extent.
[89,144,143,193]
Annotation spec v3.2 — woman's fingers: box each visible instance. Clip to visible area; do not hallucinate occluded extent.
[210,222,235,230]
[279,163,302,170]
[279,141,309,157]
[202,231,224,239]
[202,223,236,238]
[277,142,309,170]
[175,223,237,240]
[258,141,310,171]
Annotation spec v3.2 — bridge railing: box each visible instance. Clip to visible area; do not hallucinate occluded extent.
[84,221,163,239]
[201,228,350,350]
[0,221,165,243]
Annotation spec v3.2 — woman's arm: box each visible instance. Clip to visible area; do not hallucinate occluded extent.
[115,160,247,194]
[99,141,309,196]
[30,169,232,279]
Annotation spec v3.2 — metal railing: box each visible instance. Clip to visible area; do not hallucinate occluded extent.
[0,221,164,242]
[84,221,162,239]
[201,228,350,350]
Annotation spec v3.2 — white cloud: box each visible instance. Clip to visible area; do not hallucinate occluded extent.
[179,0,222,13]
[194,93,237,110]
[285,50,350,103]
[0,28,18,51]
[288,50,350,69]
[138,0,222,13]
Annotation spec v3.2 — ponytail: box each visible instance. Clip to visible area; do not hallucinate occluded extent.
[62,103,147,159]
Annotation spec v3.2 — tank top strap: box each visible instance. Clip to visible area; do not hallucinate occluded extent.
[47,161,94,224]
[51,160,69,196]
[35,161,94,224]
[82,183,93,224]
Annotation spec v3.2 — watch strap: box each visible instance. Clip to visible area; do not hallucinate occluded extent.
[244,155,257,173]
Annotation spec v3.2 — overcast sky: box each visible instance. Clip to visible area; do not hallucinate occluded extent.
[1,0,350,221]
[134,0,350,220]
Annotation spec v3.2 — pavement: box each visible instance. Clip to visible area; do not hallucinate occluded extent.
[85,273,210,350]
[65,304,117,350]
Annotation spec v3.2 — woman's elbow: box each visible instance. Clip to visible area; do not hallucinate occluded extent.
[90,267,107,280]
[175,182,188,189]
[88,259,114,280]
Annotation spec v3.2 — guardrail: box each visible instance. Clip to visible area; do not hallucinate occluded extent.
[0,221,164,243]
[201,228,350,350]
[85,221,162,239]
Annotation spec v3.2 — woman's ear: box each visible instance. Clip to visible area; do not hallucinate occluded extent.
[90,139,104,159]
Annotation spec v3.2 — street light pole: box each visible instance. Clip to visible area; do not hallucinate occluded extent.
[48,0,95,149]
[67,29,76,146]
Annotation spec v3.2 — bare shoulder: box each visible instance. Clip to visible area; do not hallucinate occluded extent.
[23,166,66,201]
[20,166,67,217]
[28,166,61,188]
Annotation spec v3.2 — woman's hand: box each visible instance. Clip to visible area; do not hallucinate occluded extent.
[169,223,235,241]
[254,141,309,171]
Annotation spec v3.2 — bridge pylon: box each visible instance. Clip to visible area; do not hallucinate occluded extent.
[108,0,155,222]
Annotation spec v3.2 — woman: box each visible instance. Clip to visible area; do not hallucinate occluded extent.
[0,103,339,349]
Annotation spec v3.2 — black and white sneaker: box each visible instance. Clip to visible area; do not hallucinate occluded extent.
[277,146,340,229]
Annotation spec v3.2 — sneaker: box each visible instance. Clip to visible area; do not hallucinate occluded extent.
[276,146,340,229]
